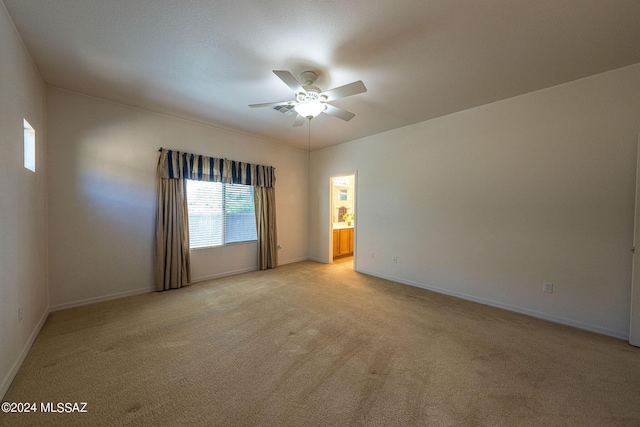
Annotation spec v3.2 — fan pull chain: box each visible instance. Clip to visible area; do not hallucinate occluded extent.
[308,118,311,153]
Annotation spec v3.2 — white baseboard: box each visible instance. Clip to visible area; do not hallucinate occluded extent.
[190,267,259,284]
[356,268,628,341]
[49,287,153,312]
[190,257,311,283]
[279,256,311,265]
[1,308,49,399]
[51,257,314,309]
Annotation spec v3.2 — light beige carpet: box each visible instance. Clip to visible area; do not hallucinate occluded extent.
[1,259,639,426]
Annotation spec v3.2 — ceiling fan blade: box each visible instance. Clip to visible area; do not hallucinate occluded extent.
[249,100,294,108]
[321,81,367,101]
[323,104,356,121]
[273,70,306,94]
[292,115,306,127]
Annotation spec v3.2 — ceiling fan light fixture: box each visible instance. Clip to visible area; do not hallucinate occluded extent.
[249,69,366,125]
[294,101,326,119]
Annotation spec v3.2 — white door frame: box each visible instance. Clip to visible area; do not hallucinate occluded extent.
[631,135,640,347]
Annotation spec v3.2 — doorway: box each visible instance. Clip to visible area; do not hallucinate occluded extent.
[330,174,356,268]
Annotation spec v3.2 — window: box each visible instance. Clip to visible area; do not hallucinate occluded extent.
[186,180,257,249]
[23,119,35,172]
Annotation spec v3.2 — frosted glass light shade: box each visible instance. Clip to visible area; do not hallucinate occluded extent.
[294,101,326,118]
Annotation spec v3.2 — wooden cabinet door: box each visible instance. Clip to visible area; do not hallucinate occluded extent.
[333,230,340,256]
[339,229,351,255]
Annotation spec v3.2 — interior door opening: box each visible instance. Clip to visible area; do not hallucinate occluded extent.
[330,174,356,268]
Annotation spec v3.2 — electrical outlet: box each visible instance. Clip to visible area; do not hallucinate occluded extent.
[18,307,23,322]
[393,256,398,264]
[543,282,553,293]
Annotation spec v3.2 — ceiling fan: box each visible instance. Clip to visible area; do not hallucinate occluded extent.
[249,70,367,126]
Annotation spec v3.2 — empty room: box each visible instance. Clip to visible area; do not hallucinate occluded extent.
[1,1,640,425]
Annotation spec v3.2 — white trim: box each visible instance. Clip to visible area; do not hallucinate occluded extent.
[1,308,48,399]
[49,287,153,312]
[356,268,628,340]
[53,258,310,311]
[192,255,315,284]
[190,257,311,284]
[190,267,258,284]
[278,256,310,266]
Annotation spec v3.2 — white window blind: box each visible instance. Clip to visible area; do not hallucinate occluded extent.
[186,180,257,249]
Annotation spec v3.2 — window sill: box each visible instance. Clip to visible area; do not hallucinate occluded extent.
[190,240,257,251]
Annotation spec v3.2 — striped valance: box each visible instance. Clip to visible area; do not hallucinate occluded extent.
[158,149,275,188]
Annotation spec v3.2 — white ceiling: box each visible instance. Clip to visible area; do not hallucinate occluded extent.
[4,0,640,150]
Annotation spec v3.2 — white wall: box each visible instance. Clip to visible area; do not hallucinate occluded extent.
[47,87,308,309]
[0,2,48,397]
[310,63,640,339]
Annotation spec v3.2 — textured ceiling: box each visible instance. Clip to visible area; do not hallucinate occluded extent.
[3,0,640,150]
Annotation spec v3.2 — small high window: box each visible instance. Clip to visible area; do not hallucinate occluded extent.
[23,119,35,172]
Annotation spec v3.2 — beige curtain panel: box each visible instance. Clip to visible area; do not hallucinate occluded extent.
[254,186,278,270]
[154,149,278,291]
[154,151,191,291]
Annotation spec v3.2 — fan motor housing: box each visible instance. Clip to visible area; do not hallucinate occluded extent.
[300,71,319,86]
